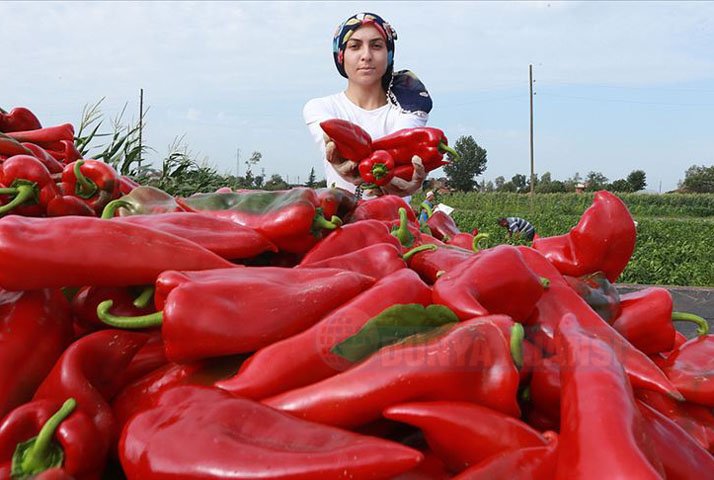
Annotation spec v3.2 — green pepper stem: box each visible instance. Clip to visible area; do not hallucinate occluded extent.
[0,184,36,215]
[20,398,76,474]
[97,300,163,329]
[672,311,709,336]
[391,208,414,247]
[510,323,525,369]
[402,243,438,261]
[73,160,98,199]
[472,233,490,252]
[540,277,551,289]
[133,286,155,309]
[438,142,460,160]
[312,213,342,231]
[100,199,133,219]
[371,163,389,180]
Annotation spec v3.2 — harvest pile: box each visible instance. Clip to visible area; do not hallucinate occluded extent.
[1,108,713,479]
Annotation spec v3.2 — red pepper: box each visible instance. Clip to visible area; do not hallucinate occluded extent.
[432,245,547,322]
[315,186,358,220]
[115,332,168,388]
[70,285,155,331]
[637,400,714,479]
[44,140,82,165]
[0,154,61,216]
[319,118,373,161]
[532,190,636,282]
[60,160,120,214]
[636,389,713,451]
[119,385,422,479]
[177,188,342,254]
[33,330,149,474]
[20,142,65,174]
[0,398,104,479]
[112,212,278,260]
[384,401,548,473]
[371,127,459,166]
[98,267,375,362]
[554,314,665,479]
[447,232,489,252]
[0,133,34,157]
[527,354,562,428]
[658,334,714,407]
[406,243,476,284]
[117,175,140,195]
[46,195,96,217]
[3,123,75,151]
[102,185,187,217]
[264,318,521,428]
[358,150,395,186]
[215,269,432,399]
[612,288,709,354]
[426,210,461,241]
[0,107,42,132]
[518,246,683,399]
[450,432,559,480]
[300,218,403,264]
[299,242,407,278]
[347,195,417,223]
[0,215,235,290]
[0,289,74,419]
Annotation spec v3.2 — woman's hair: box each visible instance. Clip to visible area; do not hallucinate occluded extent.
[332,12,397,91]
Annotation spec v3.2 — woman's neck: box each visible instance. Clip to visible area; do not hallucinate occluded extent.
[344,83,387,110]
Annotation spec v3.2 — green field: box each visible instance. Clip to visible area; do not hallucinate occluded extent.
[416,192,714,287]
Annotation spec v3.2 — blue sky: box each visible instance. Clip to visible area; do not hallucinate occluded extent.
[3,1,713,192]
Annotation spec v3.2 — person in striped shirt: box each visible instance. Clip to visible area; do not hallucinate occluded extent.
[498,217,537,241]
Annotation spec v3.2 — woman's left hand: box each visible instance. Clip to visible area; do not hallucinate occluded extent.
[380,156,426,197]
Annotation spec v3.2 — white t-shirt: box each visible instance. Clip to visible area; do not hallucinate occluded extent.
[303,92,428,194]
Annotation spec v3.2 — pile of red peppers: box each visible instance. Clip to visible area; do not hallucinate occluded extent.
[1,107,714,479]
[0,107,140,219]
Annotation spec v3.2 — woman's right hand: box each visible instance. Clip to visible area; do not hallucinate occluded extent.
[324,134,363,186]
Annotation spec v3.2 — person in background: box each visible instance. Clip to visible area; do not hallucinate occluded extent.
[303,12,433,199]
[498,217,537,241]
[418,190,435,223]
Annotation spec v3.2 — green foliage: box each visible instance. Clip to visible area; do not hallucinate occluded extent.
[681,164,714,193]
[626,169,647,192]
[305,167,317,188]
[443,135,487,192]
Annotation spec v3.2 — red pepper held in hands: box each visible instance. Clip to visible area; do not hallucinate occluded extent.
[319,118,373,161]
[372,127,459,167]
[359,150,395,186]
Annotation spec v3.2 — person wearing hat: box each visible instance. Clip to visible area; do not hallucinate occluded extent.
[303,12,432,199]
[418,190,436,223]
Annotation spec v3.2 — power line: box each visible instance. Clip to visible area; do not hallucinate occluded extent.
[536,92,714,107]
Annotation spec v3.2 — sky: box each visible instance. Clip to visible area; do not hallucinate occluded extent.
[3,1,713,192]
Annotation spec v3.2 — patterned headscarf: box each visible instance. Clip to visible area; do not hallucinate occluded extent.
[332,12,433,116]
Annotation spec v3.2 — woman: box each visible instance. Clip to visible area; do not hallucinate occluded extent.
[303,12,433,198]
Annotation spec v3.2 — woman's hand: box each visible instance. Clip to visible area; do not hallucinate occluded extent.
[324,134,363,186]
[380,156,426,197]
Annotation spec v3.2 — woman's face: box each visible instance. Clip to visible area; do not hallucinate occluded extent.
[343,24,388,88]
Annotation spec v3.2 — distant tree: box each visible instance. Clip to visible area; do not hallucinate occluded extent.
[511,174,527,193]
[305,167,317,188]
[585,171,609,191]
[315,179,328,188]
[608,179,632,192]
[680,164,714,193]
[494,176,506,190]
[443,136,488,192]
[499,181,518,193]
[483,180,495,192]
[264,173,289,191]
[626,170,647,192]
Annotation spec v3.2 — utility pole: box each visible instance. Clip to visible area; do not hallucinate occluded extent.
[138,88,144,169]
[529,65,535,197]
